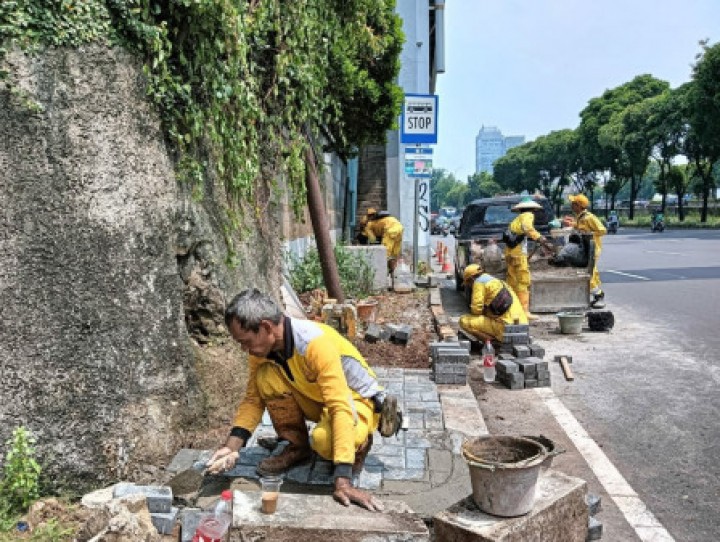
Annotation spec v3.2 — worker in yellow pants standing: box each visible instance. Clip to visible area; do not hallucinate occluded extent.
[568,194,607,308]
[503,197,554,321]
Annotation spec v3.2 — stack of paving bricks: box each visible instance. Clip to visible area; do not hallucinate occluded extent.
[496,324,551,390]
[113,482,178,535]
[430,340,470,385]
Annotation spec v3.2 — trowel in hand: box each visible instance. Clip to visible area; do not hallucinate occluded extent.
[167,453,215,504]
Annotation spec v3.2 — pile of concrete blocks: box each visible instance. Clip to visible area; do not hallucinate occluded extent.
[496,324,551,390]
[430,339,471,385]
[364,323,413,345]
[113,482,178,535]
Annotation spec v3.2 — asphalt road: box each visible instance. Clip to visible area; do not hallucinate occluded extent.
[435,229,720,541]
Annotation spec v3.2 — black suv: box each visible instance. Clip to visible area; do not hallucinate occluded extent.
[453,195,555,290]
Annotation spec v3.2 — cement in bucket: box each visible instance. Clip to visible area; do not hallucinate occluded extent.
[557,311,584,334]
[462,435,546,517]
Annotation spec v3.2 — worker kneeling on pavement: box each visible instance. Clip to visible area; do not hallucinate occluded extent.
[207,289,401,511]
[459,263,528,343]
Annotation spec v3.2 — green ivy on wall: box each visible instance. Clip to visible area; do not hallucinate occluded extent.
[0,0,404,218]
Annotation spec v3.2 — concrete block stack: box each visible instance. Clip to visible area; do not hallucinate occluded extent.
[113,483,178,535]
[496,325,551,390]
[430,340,470,385]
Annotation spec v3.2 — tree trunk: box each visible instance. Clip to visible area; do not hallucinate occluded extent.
[304,143,344,303]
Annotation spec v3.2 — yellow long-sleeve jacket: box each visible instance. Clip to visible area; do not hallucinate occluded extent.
[232,317,380,468]
[469,274,527,324]
[574,210,606,253]
[363,216,403,242]
[506,212,542,256]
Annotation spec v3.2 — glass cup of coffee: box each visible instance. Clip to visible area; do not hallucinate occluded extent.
[260,476,283,514]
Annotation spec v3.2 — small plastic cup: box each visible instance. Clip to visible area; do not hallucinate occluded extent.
[260,476,283,514]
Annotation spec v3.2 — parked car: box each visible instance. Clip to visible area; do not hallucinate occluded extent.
[453,195,555,290]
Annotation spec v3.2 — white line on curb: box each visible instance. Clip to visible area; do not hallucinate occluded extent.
[535,388,675,542]
[605,269,652,281]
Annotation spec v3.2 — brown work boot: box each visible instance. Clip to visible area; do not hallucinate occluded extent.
[256,394,312,476]
[352,434,373,475]
[378,395,403,438]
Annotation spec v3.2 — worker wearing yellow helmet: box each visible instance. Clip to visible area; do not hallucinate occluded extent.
[504,197,555,320]
[568,194,607,307]
[458,263,527,342]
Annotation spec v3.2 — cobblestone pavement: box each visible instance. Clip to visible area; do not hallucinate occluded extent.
[221,368,449,490]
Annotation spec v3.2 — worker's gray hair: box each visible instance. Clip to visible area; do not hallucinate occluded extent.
[224,288,282,332]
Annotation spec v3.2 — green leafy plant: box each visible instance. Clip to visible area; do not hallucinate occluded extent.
[287,244,375,300]
[0,427,41,517]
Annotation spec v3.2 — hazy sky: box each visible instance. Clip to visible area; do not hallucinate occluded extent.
[433,0,720,180]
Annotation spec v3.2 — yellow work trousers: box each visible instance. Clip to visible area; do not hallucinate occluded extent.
[459,314,507,342]
[505,252,530,294]
[255,363,377,461]
[590,247,602,291]
[382,228,403,259]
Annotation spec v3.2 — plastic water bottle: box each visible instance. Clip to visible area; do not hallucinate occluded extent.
[192,490,232,542]
[482,340,496,383]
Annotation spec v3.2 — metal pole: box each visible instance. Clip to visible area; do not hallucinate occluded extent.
[413,176,419,274]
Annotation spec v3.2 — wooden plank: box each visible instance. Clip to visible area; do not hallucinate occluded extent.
[558,355,574,381]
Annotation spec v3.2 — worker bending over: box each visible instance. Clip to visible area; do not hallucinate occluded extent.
[206,289,401,511]
[362,210,404,276]
[459,264,528,343]
[568,194,607,308]
[504,197,554,320]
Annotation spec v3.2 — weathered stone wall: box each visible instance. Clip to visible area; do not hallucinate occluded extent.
[0,45,282,490]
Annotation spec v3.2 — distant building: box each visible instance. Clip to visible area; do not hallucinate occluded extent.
[475,126,525,174]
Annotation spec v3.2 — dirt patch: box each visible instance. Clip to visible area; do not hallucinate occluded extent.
[350,290,434,370]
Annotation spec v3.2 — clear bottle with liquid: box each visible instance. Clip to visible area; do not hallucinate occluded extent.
[192,489,232,542]
[482,339,496,383]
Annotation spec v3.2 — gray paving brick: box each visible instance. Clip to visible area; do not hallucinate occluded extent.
[524,378,538,388]
[529,344,546,358]
[151,507,179,535]
[436,349,470,364]
[512,344,531,358]
[113,483,173,513]
[505,324,530,334]
[355,469,382,490]
[225,464,262,478]
[496,359,519,374]
[405,433,433,448]
[364,323,383,343]
[382,468,427,481]
[516,359,538,378]
[406,448,427,469]
[502,332,530,345]
[375,454,406,469]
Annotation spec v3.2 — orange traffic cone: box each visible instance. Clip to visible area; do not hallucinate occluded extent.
[437,243,444,263]
[442,246,452,273]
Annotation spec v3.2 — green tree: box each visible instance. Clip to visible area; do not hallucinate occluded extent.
[667,165,690,221]
[466,172,501,202]
[685,40,720,222]
[430,169,461,211]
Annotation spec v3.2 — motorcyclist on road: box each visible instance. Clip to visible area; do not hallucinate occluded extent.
[607,211,619,233]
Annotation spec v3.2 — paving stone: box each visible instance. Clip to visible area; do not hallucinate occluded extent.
[406,448,427,469]
[512,344,531,358]
[586,493,602,516]
[151,506,179,535]
[364,323,383,343]
[178,508,203,542]
[524,378,538,388]
[390,324,413,345]
[496,359,519,374]
[113,483,172,513]
[498,353,516,361]
[502,332,530,345]
[587,516,603,540]
[516,359,538,378]
[529,344,546,358]
[436,348,470,364]
[504,324,530,334]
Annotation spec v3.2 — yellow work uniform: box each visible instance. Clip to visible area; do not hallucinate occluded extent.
[504,212,542,294]
[574,210,606,291]
[459,274,528,341]
[364,216,404,259]
[232,317,380,474]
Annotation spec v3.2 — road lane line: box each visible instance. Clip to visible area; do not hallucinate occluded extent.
[643,250,682,255]
[535,388,675,542]
[605,269,651,281]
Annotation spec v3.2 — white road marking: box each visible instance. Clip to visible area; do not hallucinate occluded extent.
[535,388,676,542]
[643,250,682,255]
[605,269,651,281]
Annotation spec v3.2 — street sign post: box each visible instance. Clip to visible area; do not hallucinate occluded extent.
[405,147,432,273]
[401,94,438,144]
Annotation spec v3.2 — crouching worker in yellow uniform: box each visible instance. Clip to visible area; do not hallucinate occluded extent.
[504,197,555,321]
[459,264,528,343]
[206,289,401,511]
[363,210,404,276]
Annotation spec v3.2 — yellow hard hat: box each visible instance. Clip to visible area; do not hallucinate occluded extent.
[463,263,483,282]
[367,207,377,216]
[568,194,589,209]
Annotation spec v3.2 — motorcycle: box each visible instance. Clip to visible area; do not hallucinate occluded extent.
[607,215,619,234]
[651,213,665,233]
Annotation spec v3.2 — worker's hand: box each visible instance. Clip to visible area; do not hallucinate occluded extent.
[333,477,384,512]
[206,448,240,474]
